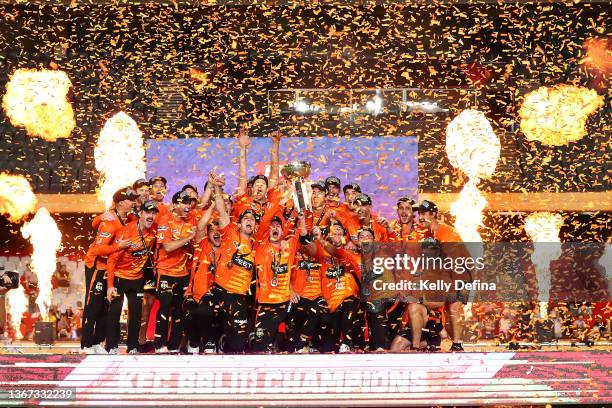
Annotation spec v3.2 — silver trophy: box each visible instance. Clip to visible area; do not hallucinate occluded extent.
[281,161,311,214]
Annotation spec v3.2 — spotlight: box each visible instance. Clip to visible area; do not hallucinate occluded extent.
[365,92,383,115]
[404,101,448,113]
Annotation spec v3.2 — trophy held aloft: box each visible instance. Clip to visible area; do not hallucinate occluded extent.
[281,161,311,214]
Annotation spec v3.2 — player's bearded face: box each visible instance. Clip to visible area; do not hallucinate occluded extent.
[140,210,156,228]
[327,184,340,199]
[398,202,414,223]
[252,180,267,201]
[356,204,371,221]
[136,186,150,203]
[176,202,191,217]
[269,221,282,242]
[344,188,358,206]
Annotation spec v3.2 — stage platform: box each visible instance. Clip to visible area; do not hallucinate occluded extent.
[0,348,610,406]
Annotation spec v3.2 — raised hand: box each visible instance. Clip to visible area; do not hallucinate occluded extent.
[238,126,250,149]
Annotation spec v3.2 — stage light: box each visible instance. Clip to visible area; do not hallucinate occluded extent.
[365,92,383,115]
[294,100,310,113]
[405,101,448,113]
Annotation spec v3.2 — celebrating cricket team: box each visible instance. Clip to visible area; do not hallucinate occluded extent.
[81,128,467,355]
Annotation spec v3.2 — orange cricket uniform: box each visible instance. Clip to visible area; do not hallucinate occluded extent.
[388,221,432,242]
[84,217,126,271]
[291,249,323,300]
[186,239,218,302]
[314,242,360,312]
[213,223,256,295]
[255,235,300,304]
[156,212,197,278]
[305,206,332,231]
[231,187,284,245]
[106,221,157,286]
[435,223,463,242]
[345,216,390,242]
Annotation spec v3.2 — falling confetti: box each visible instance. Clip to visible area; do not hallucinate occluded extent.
[21,207,62,321]
[2,68,75,141]
[0,173,37,223]
[94,111,146,207]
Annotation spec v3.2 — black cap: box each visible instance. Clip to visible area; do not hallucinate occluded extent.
[270,215,283,226]
[149,176,167,186]
[113,187,139,204]
[353,193,372,206]
[422,237,441,250]
[343,183,361,194]
[311,181,328,193]
[172,190,197,204]
[239,209,259,223]
[250,174,269,187]
[140,200,160,213]
[418,200,438,213]
[325,176,341,188]
[397,196,418,211]
[181,184,199,195]
[132,178,150,190]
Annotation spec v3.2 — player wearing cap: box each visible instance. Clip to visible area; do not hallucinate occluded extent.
[184,217,221,354]
[418,200,462,242]
[149,176,170,218]
[197,179,257,353]
[153,190,200,353]
[81,188,136,354]
[346,193,390,243]
[390,197,432,242]
[232,127,284,245]
[105,200,159,354]
[251,213,308,352]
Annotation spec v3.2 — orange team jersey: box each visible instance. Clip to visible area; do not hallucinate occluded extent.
[187,207,205,224]
[435,223,463,242]
[255,235,300,304]
[345,216,389,242]
[156,212,197,277]
[291,248,323,300]
[305,206,332,231]
[231,187,284,244]
[84,217,126,270]
[330,201,355,225]
[106,221,157,286]
[213,223,256,295]
[186,239,218,302]
[314,242,360,312]
[388,221,432,242]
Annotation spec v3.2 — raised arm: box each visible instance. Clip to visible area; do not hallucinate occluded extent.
[269,130,281,188]
[236,125,250,197]
[213,177,230,230]
[195,203,215,244]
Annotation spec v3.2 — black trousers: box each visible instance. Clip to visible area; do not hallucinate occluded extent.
[252,302,290,352]
[106,277,144,352]
[364,301,389,350]
[199,284,248,353]
[286,296,328,352]
[154,274,189,350]
[184,293,220,350]
[386,301,405,340]
[318,296,359,352]
[81,266,108,348]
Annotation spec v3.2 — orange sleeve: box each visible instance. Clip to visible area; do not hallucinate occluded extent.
[335,248,362,281]
[92,213,103,229]
[88,221,120,257]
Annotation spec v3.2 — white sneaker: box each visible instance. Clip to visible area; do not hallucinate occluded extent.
[107,348,119,355]
[203,347,216,354]
[167,348,179,354]
[92,344,107,354]
[187,345,199,355]
[128,348,138,355]
[295,346,309,354]
[155,346,168,354]
[338,344,351,353]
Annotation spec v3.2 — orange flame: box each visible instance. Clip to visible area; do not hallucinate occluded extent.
[7,286,28,339]
[519,85,604,146]
[1,68,75,141]
[581,37,612,75]
[94,112,146,207]
[21,207,62,321]
[446,110,500,242]
[0,173,37,223]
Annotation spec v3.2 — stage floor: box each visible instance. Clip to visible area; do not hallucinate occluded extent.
[0,343,610,406]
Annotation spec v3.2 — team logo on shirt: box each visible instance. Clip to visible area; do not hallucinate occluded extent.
[98,231,111,238]
[95,282,103,293]
[158,225,169,231]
